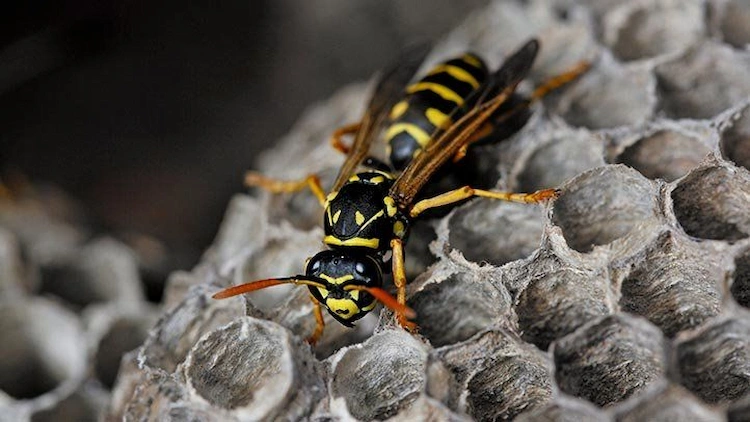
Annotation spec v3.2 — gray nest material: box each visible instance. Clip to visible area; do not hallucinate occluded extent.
[4,0,750,420]
[113,0,750,420]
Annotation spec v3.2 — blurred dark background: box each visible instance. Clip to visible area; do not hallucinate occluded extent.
[0,0,487,280]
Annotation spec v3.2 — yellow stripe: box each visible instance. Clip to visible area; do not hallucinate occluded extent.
[428,64,481,89]
[319,274,354,285]
[333,209,341,223]
[383,196,397,217]
[425,108,451,129]
[324,235,380,249]
[389,100,409,120]
[385,123,431,147]
[462,54,483,68]
[406,82,464,104]
[355,211,365,226]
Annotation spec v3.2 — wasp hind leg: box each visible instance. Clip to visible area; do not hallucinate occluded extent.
[244,172,327,208]
[531,60,591,101]
[390,238,417,332]
[409,186,558,218]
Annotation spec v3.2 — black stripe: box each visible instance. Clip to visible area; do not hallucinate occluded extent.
[408,88,462,116]
[420,72,476,99]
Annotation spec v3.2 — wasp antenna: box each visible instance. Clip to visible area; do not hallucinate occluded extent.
[346,285,416,319]
[212,276,326,299]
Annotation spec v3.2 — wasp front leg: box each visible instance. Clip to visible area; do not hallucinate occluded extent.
[390,238,417,332]
[307,294,326,345]
[244,172,327,208]
[409,186,558,218]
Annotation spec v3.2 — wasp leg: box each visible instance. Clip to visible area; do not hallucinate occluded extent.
[390,238,417,331]
[531,60,591,101]
[410,186,559,218]
[244,172,327,208]
[307,294,326,345]
[330,122,362,155]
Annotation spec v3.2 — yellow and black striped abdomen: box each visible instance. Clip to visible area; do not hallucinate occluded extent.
[385,53,489,170]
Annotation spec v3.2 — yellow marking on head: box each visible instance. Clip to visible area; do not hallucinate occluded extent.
[317,286,329,298]
[350,290,359,301]
[425,108,452,129]
[389,100,409,120]
[385,123,431,147]
[384,196,397,217]
[333,209,342,224]
[324,235,380,249]
[355,211,366,226]
[362,301,377,312]
[407,82,463,104]
[348,174,361,182]
[326,298,360,319]
[412,149,423,159]
[319,274,355,285]
[462,54,483,68]
[427,64,481,89]
[370,176,385,184]
[393,221,406,238]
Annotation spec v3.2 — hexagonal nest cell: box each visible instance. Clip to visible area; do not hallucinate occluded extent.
[7,0,750,420]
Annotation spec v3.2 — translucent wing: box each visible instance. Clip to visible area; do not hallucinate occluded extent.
[331,44,431,192]
[389,39,540,208]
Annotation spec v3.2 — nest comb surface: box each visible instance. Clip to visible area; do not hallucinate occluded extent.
[112,0,750,420]
[4,0,750,420]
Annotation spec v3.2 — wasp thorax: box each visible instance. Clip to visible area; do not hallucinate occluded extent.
[305,250,383,326]
[323,171,409,253]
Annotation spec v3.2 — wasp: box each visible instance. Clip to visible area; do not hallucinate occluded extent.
[213,39,589,344]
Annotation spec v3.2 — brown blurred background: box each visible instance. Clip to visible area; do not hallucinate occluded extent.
[0,0,487,282]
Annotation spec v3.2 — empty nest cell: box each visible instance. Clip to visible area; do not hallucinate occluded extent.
[618,231,723,337]
[553,313,666,407]
[448,200,545,266]
[552,165,660,253]
[437,329,552,421]
[675,316,750,404]
[554,59,654,130]
[717,0,750,48]
[606,0,705,62]
[0,298,86,400]
[516,264,612,350]
[408,271,515,347]
[515,127,604,194]
[616,129,710,182]
[671,164,750,241]
[721,105,750,172]
[655,42,750,119]
[184,317,324,419]
[329,330,429,420]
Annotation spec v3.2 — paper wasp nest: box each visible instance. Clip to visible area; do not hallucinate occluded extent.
[3,0,750,420]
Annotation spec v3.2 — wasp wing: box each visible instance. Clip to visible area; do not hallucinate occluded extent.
[389,39,540,209]
[331,44,431,192]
